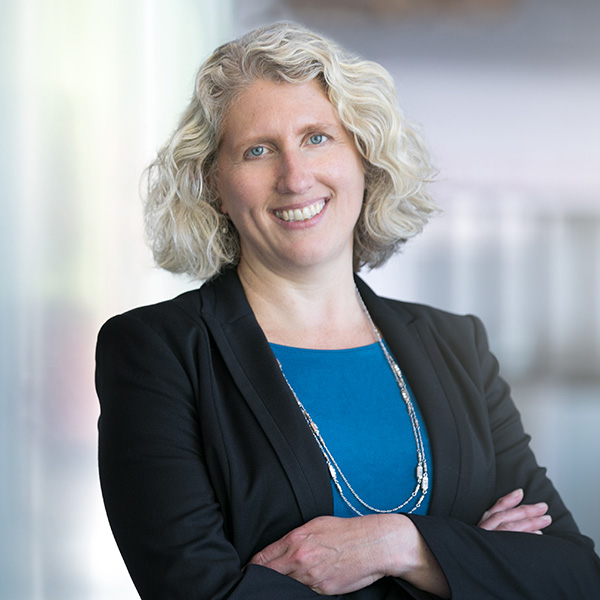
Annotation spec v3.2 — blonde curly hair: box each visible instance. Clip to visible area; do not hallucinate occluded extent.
[143,21,438,279]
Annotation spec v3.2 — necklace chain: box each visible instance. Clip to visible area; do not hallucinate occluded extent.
[276,288,429,516]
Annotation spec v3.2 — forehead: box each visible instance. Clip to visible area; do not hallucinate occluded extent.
[219,79,340,146]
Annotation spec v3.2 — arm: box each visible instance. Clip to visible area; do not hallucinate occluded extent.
[247,490,549,597]
[477,488,551,535]
[406,315,600,599]
[96,312,323,600]
[250,514,449,597]
[250,314,600,599]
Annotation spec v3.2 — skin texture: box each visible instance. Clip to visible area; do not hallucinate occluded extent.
[478,488,552,535]
[216,79,374,351]
[248,489,551,597]
[217,79,365,281]
[249,514,449,596]
[216,80,552,597]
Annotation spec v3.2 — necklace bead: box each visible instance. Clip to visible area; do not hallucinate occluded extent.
[276,288,429,516]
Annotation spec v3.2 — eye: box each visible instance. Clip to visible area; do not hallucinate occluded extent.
[308,133,327,145]
[245,145,269,158]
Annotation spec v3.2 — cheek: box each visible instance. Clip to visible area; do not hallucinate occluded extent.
[218,184,233,215]
[328,146,365,182]
[218,175,263,218]
[217,170,243,215]
[214,167,230,215]
[331,156,366,201]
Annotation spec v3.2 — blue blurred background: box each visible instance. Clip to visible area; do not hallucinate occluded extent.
[1,0,598,598]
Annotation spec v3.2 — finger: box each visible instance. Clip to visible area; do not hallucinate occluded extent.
[480,506,552,533]
[479,488,524,524]
[494,514,552,533]
[248,539,289,567]
[485,499,549,529]
[479,501,549,530]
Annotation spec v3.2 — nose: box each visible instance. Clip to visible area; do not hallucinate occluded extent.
[275,150,314,195]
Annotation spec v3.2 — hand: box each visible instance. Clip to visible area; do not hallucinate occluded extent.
[478,488,552,535]
[249,514,450,598]
[248,515,389,595]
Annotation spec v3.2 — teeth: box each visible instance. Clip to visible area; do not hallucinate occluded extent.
[275,200,326,222]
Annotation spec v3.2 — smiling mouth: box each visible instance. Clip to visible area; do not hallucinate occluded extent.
[274,200,327,223]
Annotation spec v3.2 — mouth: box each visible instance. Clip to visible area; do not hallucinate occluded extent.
[273,200,327,223]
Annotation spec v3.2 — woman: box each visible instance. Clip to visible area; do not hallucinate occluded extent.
[96,22,600,599]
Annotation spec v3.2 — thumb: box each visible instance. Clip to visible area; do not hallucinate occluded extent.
[248,539,287,566]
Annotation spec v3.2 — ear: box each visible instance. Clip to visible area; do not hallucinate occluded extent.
[220,197,229,215]
[215,178,229,216]
[219,196,229,216]
[203,159,227,214]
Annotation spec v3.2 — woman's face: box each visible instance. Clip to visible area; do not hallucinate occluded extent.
[216,78,365,277]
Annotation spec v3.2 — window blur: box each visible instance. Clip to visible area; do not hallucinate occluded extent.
[0,1,232,598]
[0,0,598,598]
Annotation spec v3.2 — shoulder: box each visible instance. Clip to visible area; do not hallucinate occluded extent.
[374,296,493,370]
[116,288,201,321]
[97,288,207,353]
[96,270,251,364]
[357,275,481,336]
[381,295,482,336]
[357,276,488,358]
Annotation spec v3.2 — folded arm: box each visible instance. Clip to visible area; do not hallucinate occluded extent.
[248,488,551,598]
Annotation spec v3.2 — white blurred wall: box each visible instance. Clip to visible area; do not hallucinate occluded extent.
[0,1,232,598]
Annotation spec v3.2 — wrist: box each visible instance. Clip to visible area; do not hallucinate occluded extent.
[374,514,418,578]
[373,514,450,598]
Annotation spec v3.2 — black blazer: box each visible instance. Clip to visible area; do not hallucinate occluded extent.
[96,269,600,599]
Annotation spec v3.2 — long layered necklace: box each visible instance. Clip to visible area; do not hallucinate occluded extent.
[276,289,429,516]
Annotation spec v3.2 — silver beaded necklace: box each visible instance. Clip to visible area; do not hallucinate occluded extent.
[276,288,429,516]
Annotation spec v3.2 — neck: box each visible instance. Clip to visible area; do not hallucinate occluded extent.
[237,260,374,349]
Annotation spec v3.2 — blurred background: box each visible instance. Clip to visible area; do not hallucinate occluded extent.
[1,0,598,597]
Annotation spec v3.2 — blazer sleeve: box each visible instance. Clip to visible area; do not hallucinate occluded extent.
[96,312,329,600]
[404,315,600,599]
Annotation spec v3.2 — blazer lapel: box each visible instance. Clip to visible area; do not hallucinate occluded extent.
[198,270,332,522]
[356,277,462,516]
[198,270,464,520]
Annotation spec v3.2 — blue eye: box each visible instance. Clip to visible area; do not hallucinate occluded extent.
[309,134,325,145]
[249,146,266,157]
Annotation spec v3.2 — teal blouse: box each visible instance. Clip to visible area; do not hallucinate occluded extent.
[270,341,432,517]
